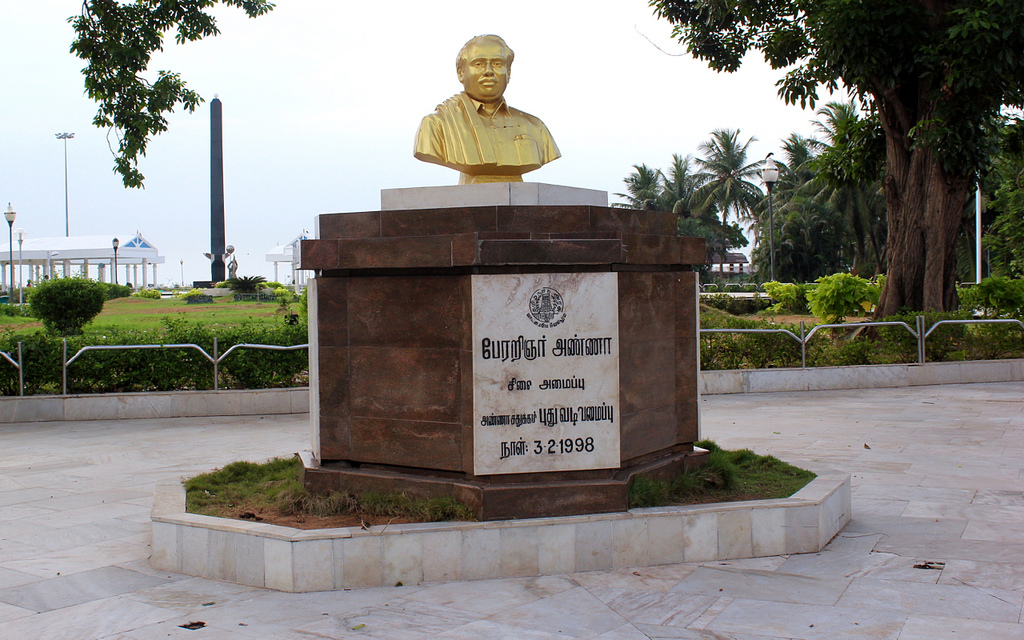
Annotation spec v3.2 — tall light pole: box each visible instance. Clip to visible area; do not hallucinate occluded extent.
[15,228,25,305]
[4,205,16,297]
[180,259,184,287]
[112,237,120,285]
[760,154,780,283]
[55,133,75,237]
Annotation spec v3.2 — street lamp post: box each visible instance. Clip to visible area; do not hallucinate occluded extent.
[760,154,780,282]
[180,259,184,287]
[3,205,15,298]
[55,133,75,237]
[112,237,120,285]
[15,228,25,305]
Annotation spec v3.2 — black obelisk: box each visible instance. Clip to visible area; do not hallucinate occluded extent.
[210,96,226,281]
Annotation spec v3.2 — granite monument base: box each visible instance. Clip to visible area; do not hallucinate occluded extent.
[300,201,706,520]
[305,446,707,521]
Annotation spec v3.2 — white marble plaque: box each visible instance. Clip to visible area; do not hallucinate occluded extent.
[472,273,620,475]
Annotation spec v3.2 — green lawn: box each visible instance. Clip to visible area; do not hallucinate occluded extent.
[5,295,294,336]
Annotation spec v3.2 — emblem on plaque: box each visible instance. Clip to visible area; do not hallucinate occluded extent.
[527,287,566,328]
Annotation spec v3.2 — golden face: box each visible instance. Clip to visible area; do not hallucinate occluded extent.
[457,41,510,104]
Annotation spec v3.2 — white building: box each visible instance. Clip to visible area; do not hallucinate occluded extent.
[708,251,750,275]
[0,232,165,289]
[265,232,310,287]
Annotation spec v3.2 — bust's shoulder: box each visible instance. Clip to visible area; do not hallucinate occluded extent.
[433,93,470,114]
[506,105,550,130]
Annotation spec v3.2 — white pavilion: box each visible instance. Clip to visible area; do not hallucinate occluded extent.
[265,232,310,287]
[0,232,165,290]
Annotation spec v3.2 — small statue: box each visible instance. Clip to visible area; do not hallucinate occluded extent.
[414,35,560,184]
[227,255,238,279]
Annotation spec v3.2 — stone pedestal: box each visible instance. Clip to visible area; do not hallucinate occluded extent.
[299,201,706,520]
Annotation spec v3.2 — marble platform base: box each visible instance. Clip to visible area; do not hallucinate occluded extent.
[0,387,309,424]
[150,465,850,593]
[700,359,1024,395]
[380,182,608,210]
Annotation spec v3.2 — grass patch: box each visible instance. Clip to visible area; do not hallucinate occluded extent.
[186,445,812,528]
[86,297,288,333]
[0,296,291,337]
[185,456,476,525]
[628,440,816,508]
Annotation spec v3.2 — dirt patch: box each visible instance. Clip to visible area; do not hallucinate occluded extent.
[230,508,420,530]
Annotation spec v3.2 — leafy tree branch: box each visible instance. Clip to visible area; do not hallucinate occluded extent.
[70,0,274,188]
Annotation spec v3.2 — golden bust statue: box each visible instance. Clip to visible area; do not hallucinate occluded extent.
[414,35,560,184]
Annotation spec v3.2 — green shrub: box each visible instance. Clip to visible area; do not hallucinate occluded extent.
[699,292,772,315]
[0,303,31,317]
[806,273,880,323]
[100,282,133,300]
[298,285,309,320]
[700,313,803,369]
[29,277,107,335]
[763,282,810,314]
[215,321,309,389]
[273,287,295,305]
[0,317,309,396]
[959,277,1024,318]
[132,288,162,300]
[178,288,207,301]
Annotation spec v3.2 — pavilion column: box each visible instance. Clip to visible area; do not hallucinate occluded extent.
[142,259,149,287]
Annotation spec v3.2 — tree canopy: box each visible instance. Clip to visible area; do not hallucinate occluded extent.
[651,0,1024,314]
[70,0,274,188]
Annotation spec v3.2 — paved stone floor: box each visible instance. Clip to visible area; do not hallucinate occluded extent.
[0,382,1022,639]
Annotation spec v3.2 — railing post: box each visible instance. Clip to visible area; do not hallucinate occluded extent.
[62,339,68,396]
[213,337,219,391]
[916,315,926,364]
[800,321,806,369]
[17,341,23,396]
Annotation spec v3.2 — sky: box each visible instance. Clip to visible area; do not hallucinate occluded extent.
[0,1,842,286]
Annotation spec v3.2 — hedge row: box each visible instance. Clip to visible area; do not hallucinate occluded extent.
[700,309,1024,370]
[0,317,308,396]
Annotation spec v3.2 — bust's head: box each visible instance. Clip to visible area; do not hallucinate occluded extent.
[456,35,514,104]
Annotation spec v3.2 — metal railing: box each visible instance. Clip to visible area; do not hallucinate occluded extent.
[701,316,1024,369]
[0,343,23,396]
[700,282,766,293]
[61,339,309,394]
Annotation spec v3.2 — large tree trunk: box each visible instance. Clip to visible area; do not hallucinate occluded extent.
[874,98,972,317]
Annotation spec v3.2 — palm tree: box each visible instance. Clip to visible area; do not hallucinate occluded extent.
[615,155,748,278]
[693,129,765,225]
[225,275,267,293]
[614,164,665,210]
[661,153,699,216]
[814,102,887,275]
